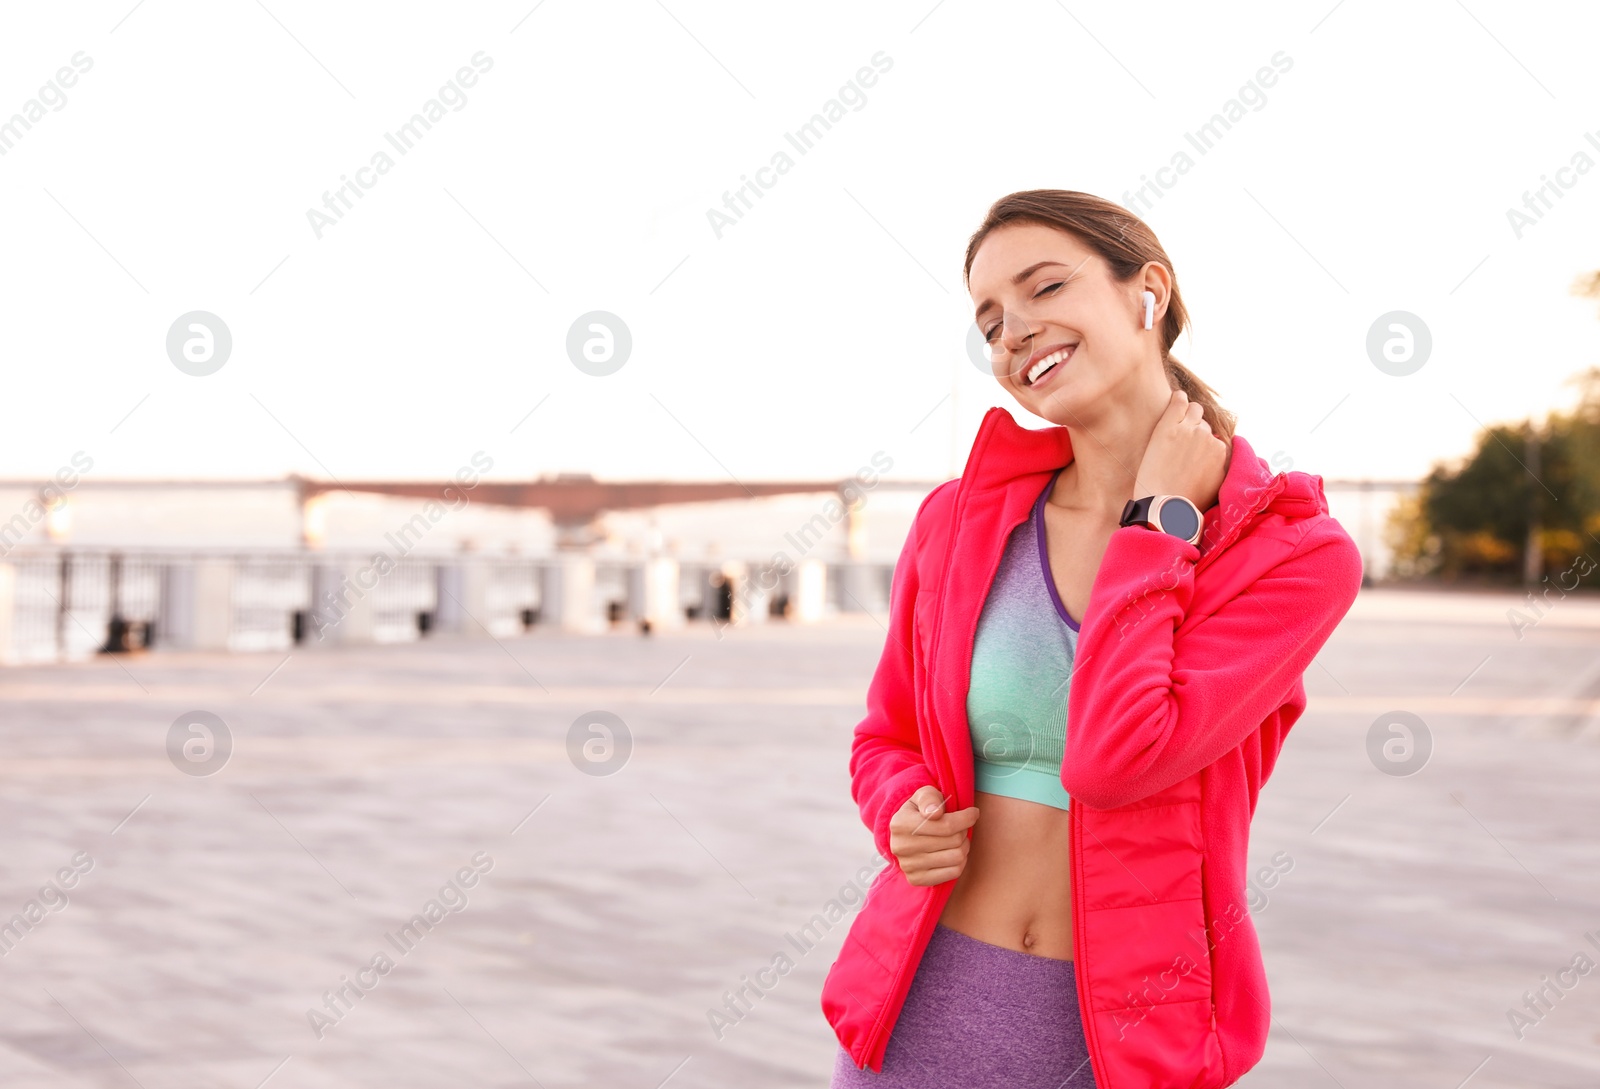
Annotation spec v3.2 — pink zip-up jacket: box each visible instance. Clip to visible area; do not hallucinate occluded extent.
[821,405,1363,1086]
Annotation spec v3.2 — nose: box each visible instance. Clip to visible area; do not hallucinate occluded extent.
[991,310,1038,375]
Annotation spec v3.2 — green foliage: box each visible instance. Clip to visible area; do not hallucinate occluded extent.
[1387,365,1600,582]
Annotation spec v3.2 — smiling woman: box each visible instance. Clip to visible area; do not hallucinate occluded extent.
[970,192,1233,446]
[821,189,1363,1088]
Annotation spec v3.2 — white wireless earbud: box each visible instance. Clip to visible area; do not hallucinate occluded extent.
[1141,290,1156,330]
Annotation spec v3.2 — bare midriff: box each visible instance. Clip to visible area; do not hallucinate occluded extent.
[936,790,1074,960]
[933,467,1111,962]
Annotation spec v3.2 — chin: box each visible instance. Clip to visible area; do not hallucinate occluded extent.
[1025,391,1090,427]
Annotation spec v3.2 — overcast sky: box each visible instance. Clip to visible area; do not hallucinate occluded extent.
[2,0,1596,488]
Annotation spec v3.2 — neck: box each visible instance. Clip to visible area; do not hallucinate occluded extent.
[1047,356,1176,517]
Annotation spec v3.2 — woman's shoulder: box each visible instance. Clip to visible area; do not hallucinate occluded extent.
[903,479,961,586]
[914,478,961,524]
[1231,467,1365,603]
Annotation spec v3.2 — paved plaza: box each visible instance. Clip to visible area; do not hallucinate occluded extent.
[1,587,1598,1088]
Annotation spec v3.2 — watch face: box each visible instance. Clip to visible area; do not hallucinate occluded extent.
[1158,498,1200,541]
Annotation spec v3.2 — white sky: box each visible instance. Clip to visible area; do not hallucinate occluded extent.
[2,0,1597,488]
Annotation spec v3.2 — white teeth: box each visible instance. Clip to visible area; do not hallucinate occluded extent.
[1027,346,1072,385]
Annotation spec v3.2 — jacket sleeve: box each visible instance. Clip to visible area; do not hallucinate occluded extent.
[848,489,943,863]
[1062,517,1363,810]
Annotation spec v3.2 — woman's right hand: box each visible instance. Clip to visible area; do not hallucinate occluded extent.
[889,786,980,886]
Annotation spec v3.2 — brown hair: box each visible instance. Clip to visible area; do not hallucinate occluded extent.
[962,189,1236,445]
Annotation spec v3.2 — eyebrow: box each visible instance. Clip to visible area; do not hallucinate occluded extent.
[973,261,1072,322]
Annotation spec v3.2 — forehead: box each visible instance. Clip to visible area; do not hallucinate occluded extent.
[968,222,1096,304]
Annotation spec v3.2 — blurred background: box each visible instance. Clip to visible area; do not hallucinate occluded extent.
[1,1,1599,1087]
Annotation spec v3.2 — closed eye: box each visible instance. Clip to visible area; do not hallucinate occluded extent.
[983,281,1069,341]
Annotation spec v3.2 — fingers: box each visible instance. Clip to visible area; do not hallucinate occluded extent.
[900,787,980,831]
[889,785,980,884]
[1169,389,1202,419]
[897,787,944,838]
[888,831,965,876]
[914,844,969,868]
[1162,390,1198,433]
[939,806,981,832]
[1162,389,1206,434]
[901,805,979,839]
[1138,390,1224,507]
[904,865,967,886]
[908,785,945,819]
[892,794,979,840]
[900,842,970,886]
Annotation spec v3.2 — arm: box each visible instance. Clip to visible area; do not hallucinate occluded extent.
[848,488,944,862]
[1063,518,1363,810]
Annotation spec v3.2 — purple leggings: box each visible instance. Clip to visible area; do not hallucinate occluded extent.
[830,923,1093,1089]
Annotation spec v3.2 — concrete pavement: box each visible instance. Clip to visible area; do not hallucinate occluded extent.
[0,587,1596,1087]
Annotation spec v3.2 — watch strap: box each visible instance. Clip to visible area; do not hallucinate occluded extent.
[1119,495,1155,527]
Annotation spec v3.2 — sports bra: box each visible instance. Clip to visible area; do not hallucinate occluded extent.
[964,467,1079,810]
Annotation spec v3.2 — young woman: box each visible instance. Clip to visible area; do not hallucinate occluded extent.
[822,190,1364,1089]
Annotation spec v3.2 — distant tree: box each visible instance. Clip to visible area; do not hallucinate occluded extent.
[1382,490,1439,579]
[1557,363,1600,518]
[1386,365,1600,583]
[1386,273,1600,584]
[1574,269,1600,316]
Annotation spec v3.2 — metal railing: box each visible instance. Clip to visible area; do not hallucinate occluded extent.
[0,550,893,663]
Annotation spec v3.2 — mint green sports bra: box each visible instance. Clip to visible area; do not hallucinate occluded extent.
[965,467,1079,810]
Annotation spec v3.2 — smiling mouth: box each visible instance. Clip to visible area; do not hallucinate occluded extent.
[1024,344,1076,387]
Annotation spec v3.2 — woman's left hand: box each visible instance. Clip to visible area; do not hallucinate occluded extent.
[1134,389,1229,512]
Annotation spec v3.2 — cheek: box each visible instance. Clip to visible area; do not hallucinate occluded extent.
[1044,291,1117,343]
[1074,293,1124,334]
[1074,311,1140,365]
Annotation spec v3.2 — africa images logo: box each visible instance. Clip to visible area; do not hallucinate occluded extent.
[705,51,894,240]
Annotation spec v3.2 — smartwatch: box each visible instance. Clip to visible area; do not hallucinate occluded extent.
[1120,494,1203,545]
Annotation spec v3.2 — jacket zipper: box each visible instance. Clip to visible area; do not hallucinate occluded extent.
[858,411,1046,1069]
[858,413,999,1069]
[1070,795,1102,1080]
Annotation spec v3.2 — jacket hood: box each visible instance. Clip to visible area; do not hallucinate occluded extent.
[964,405,1329,559]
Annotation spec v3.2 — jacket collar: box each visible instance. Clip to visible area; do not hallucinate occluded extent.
[961,405,1328,562]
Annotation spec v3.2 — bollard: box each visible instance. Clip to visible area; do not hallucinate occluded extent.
[642,556,683,632]
[159,559,236,651]
[791,558,827,623]
[0,563,15,664]
[838,561,887,615]
[432,560,491,638]
[556,553,601,634]
[306,563,376,646]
